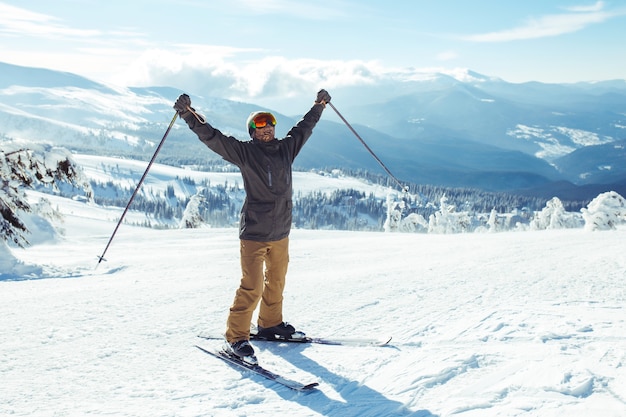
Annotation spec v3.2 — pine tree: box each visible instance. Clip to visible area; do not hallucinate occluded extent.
[0,144,92,247]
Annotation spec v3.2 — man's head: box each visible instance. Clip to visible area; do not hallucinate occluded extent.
[246,111,277,142]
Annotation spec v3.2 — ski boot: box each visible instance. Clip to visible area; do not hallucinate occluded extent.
[224,340,257,365]
[256,322,306,341]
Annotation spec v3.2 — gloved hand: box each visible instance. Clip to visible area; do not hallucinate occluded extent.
[174,94,192,115]
[315,89,331,105]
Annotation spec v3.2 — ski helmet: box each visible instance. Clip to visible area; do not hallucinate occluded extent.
[246,111,277,138]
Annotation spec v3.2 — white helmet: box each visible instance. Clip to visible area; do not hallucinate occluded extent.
[246,111,276,138]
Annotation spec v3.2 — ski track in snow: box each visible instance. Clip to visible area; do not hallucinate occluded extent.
[1,194,626,416]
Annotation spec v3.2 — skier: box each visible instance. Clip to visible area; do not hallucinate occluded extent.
[174,89,331,363]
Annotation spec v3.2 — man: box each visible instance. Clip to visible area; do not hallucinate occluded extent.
[174,89,331,363]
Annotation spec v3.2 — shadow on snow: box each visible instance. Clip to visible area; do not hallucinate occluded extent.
[252,342,437,417]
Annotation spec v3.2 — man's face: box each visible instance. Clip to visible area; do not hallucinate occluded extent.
[253,123,275,142]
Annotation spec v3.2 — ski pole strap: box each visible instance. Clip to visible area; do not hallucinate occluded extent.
[186,106,207,124]
[328,102,408,192]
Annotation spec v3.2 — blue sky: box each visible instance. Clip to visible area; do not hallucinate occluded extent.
[1,0,625,104]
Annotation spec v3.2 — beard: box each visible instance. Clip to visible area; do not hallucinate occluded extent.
[255,127,275,142]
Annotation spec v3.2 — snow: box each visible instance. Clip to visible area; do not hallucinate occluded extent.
[73,154,391,201]
[504,124,616,162]
[2,188,626,416]
[553,127,612,147]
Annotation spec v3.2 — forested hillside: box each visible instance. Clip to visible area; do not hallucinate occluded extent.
[79,166,584,232]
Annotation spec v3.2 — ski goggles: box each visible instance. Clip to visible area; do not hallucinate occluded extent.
[249,113,277,129]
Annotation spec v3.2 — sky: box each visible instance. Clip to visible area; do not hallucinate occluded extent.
[1,0,626,103]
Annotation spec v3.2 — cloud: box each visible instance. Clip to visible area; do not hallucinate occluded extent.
[118,47,388,101]
[0,2,101,38]
[461,1,624,42]
[0,2,147,45]
[565,1,605,12]
[116,46,488,112]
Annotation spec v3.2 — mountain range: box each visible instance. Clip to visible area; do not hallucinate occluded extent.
[1,61,625,200]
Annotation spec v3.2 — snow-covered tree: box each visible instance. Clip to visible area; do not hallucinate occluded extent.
[486,208,500,233]
[581,191,626,231]
[1,144,92,247]
[384,192,427,233]
[384,193,403,232]
[530,197,582,230]
[428,195,471,234]
[180,193,206,229]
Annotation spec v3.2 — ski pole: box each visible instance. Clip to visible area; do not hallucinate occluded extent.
[327,102,408,192]
[96,111,179,267]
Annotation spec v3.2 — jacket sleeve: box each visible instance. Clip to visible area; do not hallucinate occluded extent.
[179,112,246,166]
[283,103,325,160]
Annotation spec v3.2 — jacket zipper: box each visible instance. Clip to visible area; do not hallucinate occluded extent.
[267,164,272,187]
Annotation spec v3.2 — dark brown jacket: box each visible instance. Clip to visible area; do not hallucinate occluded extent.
[181,103,324,241]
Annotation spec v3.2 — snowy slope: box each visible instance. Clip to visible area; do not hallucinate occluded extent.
[1,190,625,416]
[73,154,392,201]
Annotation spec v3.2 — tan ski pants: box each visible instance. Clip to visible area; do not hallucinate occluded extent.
[225,237,289,343]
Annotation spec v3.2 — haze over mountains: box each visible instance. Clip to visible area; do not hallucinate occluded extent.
[1,61,625,200]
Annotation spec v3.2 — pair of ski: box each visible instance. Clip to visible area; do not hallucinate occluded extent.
[196,331,392,392]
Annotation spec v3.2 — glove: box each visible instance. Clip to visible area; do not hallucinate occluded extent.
[174,94,192,115]
[315,89,331,105]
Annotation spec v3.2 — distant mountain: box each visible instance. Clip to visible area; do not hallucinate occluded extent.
[555,139,626,184]
[339,75,625,160]
[1,61,625,199]
[0,61,114,91]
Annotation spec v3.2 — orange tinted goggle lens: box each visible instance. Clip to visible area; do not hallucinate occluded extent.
[251,114,276,129]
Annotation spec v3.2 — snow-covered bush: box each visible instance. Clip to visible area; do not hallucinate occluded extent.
[581,191,626,231]
[530,197,582,230]
[384,192,427,232]
[398,213,428,233]
[428,195,471,234]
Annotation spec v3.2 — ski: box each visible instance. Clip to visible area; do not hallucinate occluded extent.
[195,345,319,392]
[197,331,392,347]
